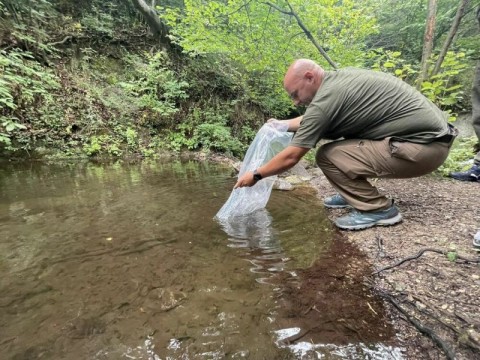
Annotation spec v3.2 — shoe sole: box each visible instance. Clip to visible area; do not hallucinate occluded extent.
[324,204,352,209]
[335,213,403,231]
[449,175,478,182]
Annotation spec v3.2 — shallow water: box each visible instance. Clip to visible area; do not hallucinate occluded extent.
[0,160,402,359]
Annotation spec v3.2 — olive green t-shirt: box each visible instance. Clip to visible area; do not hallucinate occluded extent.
[291,69,449,148]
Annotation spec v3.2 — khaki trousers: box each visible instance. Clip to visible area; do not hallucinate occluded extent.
[315,138,451,211]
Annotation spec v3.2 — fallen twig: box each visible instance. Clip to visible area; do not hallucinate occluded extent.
[366,301,378,316]
[409,294,461,334]
[381,293,456,360]
[455,311,480,328]
[372,248,480,275]
[375,235,385,259]
[279,327,314,344]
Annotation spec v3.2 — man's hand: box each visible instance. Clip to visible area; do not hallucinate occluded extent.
[233,146,309,189]
[267,118,288,131]
[267,116,303,132]
[234,171,256,189]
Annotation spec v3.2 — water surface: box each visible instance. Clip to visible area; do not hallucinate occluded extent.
[0,160,401,359]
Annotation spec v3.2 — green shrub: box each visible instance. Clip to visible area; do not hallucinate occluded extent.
[120,52,189,125]
[437,137,478,176]
[0,49,60,150]
[367,49,468,121]
[194,122,243,155]
[83,135,123,157]
[420,52,467,120]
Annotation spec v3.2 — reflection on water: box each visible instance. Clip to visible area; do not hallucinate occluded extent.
[0,160,401,359]
[217,210,287,284]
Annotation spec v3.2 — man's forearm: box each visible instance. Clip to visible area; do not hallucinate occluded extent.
[233,146,310,188]
[287,116,303,132]
[257,145,309,177]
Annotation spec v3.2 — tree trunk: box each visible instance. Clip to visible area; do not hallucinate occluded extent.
[417,0,437,89]
[129,0,172,47]
[431,0,470,76]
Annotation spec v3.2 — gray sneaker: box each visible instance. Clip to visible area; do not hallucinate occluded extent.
[324,194,351,209]
[335,205,402,230]
[474,231,480,248]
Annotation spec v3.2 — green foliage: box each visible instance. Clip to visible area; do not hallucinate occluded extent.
[83,136,103,156]
[166,124,198,152]
[120,52,189,124]
[420,52,468,116]
[125,127,138,149]
[1,0,58,57]
[367,49,417,81]
[366,0,476,62]
[447,251,457,262]
[367,49,468,120]
[0,49,60,149]
[302,149,317,167]
[437,137,478,176]
[165,107,245,156]
[1,0,477,162]
[83,135,123,157]
[194,122,243,155]
[161,0,378,80]
[0,119,26,146]
[80,7,115,37]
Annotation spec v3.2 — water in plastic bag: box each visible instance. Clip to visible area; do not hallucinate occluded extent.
[215,122,292,221]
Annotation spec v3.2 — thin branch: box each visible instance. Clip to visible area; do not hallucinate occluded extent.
[284,0,337,69]
[431,0,471,76]
[264,2,292,15]
[376,235,385,259]
[381,293,456,360]
[223,0,256,18]
[410,294,462,334]
[372,248,480,276]
[48,36,73,46]
[263,1,338,69]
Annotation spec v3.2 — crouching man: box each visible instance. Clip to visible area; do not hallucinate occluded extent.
[235,59,456,230]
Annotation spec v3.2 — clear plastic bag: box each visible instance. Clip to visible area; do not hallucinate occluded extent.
[215,122,292,220]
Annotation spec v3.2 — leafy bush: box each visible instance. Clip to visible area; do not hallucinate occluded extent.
[367,49,468,121]
[83,135,123,157]
[120,52,189,125]
[420,52,468,119]
[165,107,245,156]
[0,49,60,150]
[437,137,478,176]
[194,122,243,155]
[367,49,417,82]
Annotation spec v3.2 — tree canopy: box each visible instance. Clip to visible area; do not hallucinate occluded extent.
[0,0,479,160]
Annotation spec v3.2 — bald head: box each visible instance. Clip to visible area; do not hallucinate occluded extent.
[284,59,321,80]
[283,59,325,106]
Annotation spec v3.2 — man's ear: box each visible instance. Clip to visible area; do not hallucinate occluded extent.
[304,71,314,81]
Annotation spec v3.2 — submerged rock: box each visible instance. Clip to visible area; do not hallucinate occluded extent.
[273,179,294,191]
[142,288,187,313]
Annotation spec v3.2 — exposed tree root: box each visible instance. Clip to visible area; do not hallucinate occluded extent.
[372,248,480,276]
[380,292,456,360]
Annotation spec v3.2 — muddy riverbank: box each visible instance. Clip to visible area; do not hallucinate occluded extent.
[308,166,480,360]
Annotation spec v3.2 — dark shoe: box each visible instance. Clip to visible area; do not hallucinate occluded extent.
[335,205,402,230]
[449,165,480,182]
[324,194,351,209]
